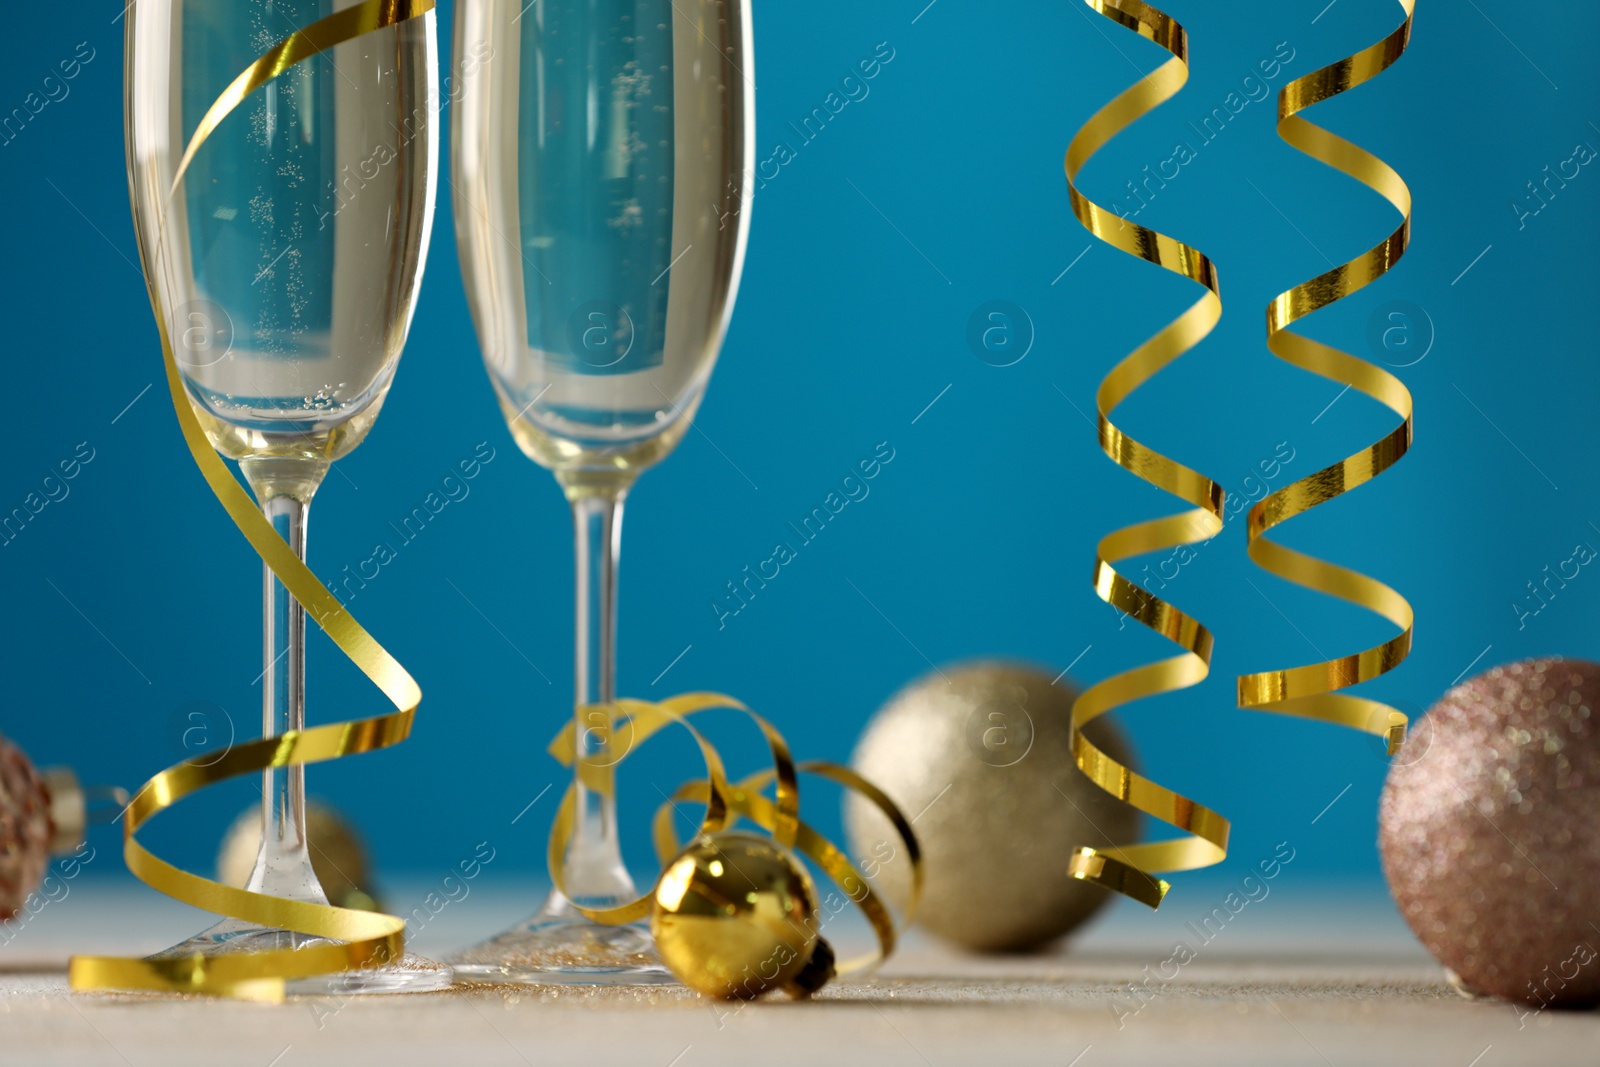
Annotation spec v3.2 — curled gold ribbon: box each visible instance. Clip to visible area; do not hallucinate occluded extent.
[70,0,435,1002]
[1062,0,1229,909]
[1236,2,1415,752]
[548,695,921,975]
[172,0,436,196]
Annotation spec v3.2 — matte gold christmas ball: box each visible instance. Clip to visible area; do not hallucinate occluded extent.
[650,831,835,999]
[844,661,1138,952]
[217,802,378,911]
[1380,658,1600,1008]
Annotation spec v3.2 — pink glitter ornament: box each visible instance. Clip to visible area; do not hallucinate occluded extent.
[1381,658,1600,1009]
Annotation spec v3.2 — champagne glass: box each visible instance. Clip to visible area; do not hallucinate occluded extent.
[448,0,754,983]
[125,0,449,993]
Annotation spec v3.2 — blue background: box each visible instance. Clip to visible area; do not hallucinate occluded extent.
[1,0,1596,916]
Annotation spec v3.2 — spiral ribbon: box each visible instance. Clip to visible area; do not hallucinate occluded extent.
[1062,0,1229,909]
[1236,3,1414,749]
[548,695,922,975]
[69,0,435,1002]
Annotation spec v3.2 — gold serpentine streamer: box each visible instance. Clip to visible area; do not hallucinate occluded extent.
[548,696,922,974]
[1062,0,1228,910]
[69,0,435,1002]
[1236,2,1414,750]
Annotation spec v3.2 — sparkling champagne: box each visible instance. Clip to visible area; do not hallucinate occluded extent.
[453,0,751,486]
[126,0,438,462]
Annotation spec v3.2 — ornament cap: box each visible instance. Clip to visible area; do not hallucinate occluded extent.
[40,766,86,855]
[784,935,836,998]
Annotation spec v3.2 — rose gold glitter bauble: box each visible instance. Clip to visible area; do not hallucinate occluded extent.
[1380,658,1600,1008]
[844,661,1137,952]
[0,734,54,923]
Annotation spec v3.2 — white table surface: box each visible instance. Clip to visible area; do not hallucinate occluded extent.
[1,875,1591,1067]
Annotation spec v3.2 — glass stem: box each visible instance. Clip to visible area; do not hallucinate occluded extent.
[562,490,637,904]
[245,487,328,905]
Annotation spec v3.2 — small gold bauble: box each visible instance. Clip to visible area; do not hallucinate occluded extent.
[845,661,1139,952]
[650,831,834,999]
[216,801,378,911]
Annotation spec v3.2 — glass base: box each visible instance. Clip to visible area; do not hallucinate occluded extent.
[448,895,675,986]
[150,917,454,995]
